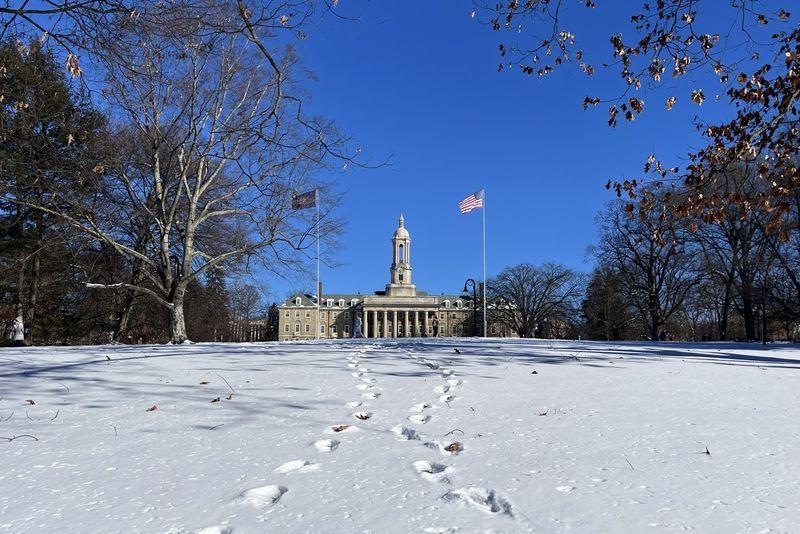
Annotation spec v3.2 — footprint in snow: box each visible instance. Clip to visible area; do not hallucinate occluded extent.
[326,424,360,434]
[313,439,340,452]
[360,377,377,384]
[408,414,431,425]
[441,369,454,376]
[556,485,576,493]
[434,384,450,394]
[198,526,232,534]
[351,371,364,378]
[391,425,421,441]
[410,402,432,413]
[447,378,463,386]
[352,411,373,421]
[347,362,359,368]
[412,460,451,483]
[362,391,381,399]
[273,460,319,474]
[423,528,457,534]
[438,394,457,403]
[345,401,362,408]
[355,384,374,391]
[442,486,513,517]
[241,485,288,507]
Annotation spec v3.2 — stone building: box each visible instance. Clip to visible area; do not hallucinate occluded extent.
[278,215,476,341]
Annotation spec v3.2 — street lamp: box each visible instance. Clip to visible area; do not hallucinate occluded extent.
[463,278,479,337]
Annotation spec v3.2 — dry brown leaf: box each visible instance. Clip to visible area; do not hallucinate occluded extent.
[146,405,157,412]
[444,442,463,453]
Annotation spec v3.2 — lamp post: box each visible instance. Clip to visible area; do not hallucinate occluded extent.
[463,278,479,337]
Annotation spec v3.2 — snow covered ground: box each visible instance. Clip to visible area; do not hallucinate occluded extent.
[1,338,799,533]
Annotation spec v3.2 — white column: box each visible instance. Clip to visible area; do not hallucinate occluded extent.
[373,310,378,339]
[404,310,410,338]
[362,311,368,338]
[413,310,419,337]
[392,310,398,338]
[382,310,388,338]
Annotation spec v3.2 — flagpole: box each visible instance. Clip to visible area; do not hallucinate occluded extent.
[316,189,320,341]
[482,189,487,338]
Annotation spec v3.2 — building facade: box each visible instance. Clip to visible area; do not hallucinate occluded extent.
[278,215,477,341]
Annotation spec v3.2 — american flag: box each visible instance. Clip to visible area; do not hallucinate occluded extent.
[458,189,484,214]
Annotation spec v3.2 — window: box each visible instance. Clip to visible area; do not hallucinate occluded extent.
[351,299,358,306]
[305,310,310,318]
[338,299,345,308]
[444,300,451,309]
[284,324,289,332]
[399,272,404,282]
[294,323,300,333]
[439,313,444,319]
[452,313,457,319]
[327,299,333,307]
[345,312,350,320]
[399,243,405,261]
[344,325,350,335]
[284,310,289,318]
[295,297,301,305]
[332,325,337,334]
[321,325,325,333]
[456,300,463,308]
[295,310,300,318]
[305,324,310,333]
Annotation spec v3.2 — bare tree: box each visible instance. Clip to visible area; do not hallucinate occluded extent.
[21,4,355,343]
[488,262,583,338]
[594,200,699,340]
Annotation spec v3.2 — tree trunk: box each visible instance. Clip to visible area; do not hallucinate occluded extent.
[719,280,732,341]
[26,253,41,344]
[169,297,188,343]
[741,285,756,340]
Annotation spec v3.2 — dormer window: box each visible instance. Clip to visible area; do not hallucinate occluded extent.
[351,299,358,307]
[338,299,345,308]
[295,297,301,306]
[327,299,333,307]
[444,300,451,309]
[456,300,463,308]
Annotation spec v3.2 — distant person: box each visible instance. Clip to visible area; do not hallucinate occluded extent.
[11,316,25,347]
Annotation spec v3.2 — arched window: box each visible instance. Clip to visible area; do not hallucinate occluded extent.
[327,299,333,307]
[444,300,451,309]
[351,299,358,307]
[456,300,463,308]
[338,299,345,308]
[295,297,301,305]
[398,243,405,262]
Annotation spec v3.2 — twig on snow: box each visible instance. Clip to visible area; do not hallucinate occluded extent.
[49,410,59,421]
[444,428,465,436]
[25,410,34,421]
[0,411,13,422]
[624,456,635,470]
[0,434,39,442]
[109,424,117,436]
[216,374,235,394]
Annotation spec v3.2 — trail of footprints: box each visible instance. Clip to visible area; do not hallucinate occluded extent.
[204,346,511,532]
[403,351,515,521]
[222,346,379,531]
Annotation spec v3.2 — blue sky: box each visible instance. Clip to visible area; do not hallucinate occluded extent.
[267,1,735,300]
